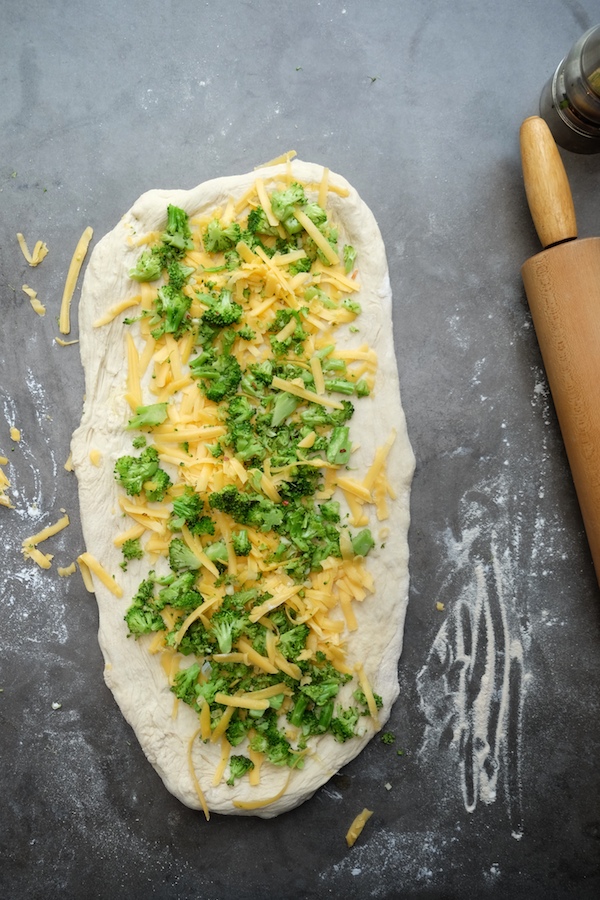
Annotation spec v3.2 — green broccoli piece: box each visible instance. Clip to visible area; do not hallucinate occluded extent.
[152,284,192,339]
[232,530,252,556]
[131,435,147,449]
[128,249,163,282]
[162,204,194,253]
[271,392,300,427]
[143,467,172,502]
[326,425,352,465]
[204,541,229,566]
[288,255,312,276]
[203,219,242,253]
[247,206,280,236]
[343,244,357,274]
[126,402,169,431]
[201,289,243,328]
[114,446,168,497]
[236,323,256,341]
[171,663,201,707]
[227,395,255,425]
[168,537,201,571]
[226,715,250,748]
[123,576,165,637]
[355,378,370,398]
[167,260,195,290]
[351,528,375,557]
[277,623,309,660]
[303,203,327,227]
[226,755,255,785]
[120,537,144,570]
[190,350,242,402]
[342,297,361,315]
[157,571,202,610]
[330,707,360,743]
[324,378,356,396]
[299,399,354,429]
[269,182,307,234]
[381,731,396,745]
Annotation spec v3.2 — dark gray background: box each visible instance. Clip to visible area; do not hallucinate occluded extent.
[1,1,599,898]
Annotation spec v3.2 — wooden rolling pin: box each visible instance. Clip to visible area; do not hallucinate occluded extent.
[520,115,600,583]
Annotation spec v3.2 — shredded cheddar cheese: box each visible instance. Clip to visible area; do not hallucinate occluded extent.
[59,226,93,334]
[346,808,373,847]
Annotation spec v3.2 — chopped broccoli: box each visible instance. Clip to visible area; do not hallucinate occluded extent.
[190,349,242,402]
[168,537,202,571]
[236,323,256,341]
[355,378,370,398]
[114,446,170,497]
[226,755,255,785]
[303,202,327,227]
[203,219,242,253]
[326,425,352,465]
[162,204,194,253]
[123,576,164,637]
[343,244,357,274]
[201,289,243,328]
[152,284,192,339]
[277,623,309,660]
[342,297,361,315]
[226,715,250,748]
[324,377,356,396]
[167,260,195,290]
[210,607,249,654]
[129,249,163,282]
[142,467,172,502]
[171,663,201,707]
[300,400,354,429]
[247,206,280,236]
[232,530,252,556]
[157,571,202,610]
[381,731,396,745]
[131,435,147,449]
[271,392,300,427]
[351,528,375,557]
[269,182,307,234]
[120,538,144,570]
[330,706,360,743]
[204,541,229,566]
[126,402,168,431]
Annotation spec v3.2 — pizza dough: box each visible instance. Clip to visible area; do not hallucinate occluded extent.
[71,160,415,817]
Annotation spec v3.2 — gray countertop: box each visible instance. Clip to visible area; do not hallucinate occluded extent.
[1,1,600,898]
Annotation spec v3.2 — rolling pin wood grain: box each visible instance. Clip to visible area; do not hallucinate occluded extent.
[521,115,600,584]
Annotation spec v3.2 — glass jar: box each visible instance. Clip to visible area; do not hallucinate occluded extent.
[540,24,600,153]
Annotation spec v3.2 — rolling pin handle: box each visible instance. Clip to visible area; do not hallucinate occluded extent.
[520,115,578,249]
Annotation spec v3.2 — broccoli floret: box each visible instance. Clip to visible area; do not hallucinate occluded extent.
[324,378,355,396]
[226,422,266,464]
[299,399,354,429]
[330,707,360,743]
[114,446,166,497]
[131,435,147,449]
[247,206,280,236]
[227,395,255,425]
[162,204,194,253]
[210,607,249,654]
[288,255,312,276]
[303,202,327,228]
[201,289,243,328]
[157,571,202,610]
[236,323,256,341]
[269,182,307,234]
[355,378,370,398]
[167,260,195,290]
[168,537,202,571]
[152,284,192,339]
[126,402,169,431]
[249,359,274,386]
[203,219,242,253]
[226,715,250,748]
[204,541,229,566]
[342,297,361,315]
[326,425,352,465]
[208,484,255,523]
[226,755,255,786]
[190,350,242,402]
[120,537,144,571]
[171,663,201,707]
[232,530,252,556]
[343,244,357,274]
[169,488,204,530]
[381,731,396,745]
[143,467,172,503]
[123,576,165,637]
[129,249,163,282]
[351,528,375,557]
[271,392,300,428]
[277,623,309,660]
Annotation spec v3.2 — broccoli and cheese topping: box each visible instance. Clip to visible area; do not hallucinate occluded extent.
[106,168,396,799]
